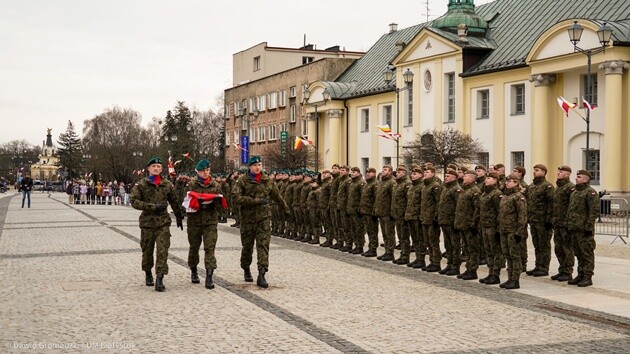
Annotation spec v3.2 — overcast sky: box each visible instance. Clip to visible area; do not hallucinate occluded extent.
[0,0,493,146]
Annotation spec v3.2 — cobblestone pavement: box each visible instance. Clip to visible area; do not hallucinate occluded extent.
[1,192,630,353]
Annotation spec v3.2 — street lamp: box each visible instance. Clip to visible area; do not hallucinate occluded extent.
[303,87,330,172]
[132,151,143,170]
[567,20,613,170]
[383,67,414,164]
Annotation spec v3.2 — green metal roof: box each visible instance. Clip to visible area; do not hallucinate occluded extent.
[432,0,488,35]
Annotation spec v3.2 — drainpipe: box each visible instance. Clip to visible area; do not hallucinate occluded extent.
[344,99,349,165]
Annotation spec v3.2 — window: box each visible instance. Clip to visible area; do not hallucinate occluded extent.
[477,152,489,170]
[361,158,369,173]
[446,72,455,123]
[268,125,277,140]
[382,105,392,127]
[280,122,287,133]
[242,99,247,113]
[511,151,524,170]
[258,126,266,141]
[300,120,308,136]
[585,150,600,185]
[382,157,391,167]
[253,56,261,71]
[302,56,314,64]
[249,127,256,142]
[290,104,297,122]
[267,92,276,109]
[233,131,239,144]
[225,132,230,146]
[511,84,525,115]
[289,86,297,98]
[232,102,238,117]
[405,86,413,126]
[278,90,286,107]
[360,108,370,132]
[241,117,249,131]
[582,73,598,106]
[249,98,255,111]
[258,95,266,111]
[477,89,489,119]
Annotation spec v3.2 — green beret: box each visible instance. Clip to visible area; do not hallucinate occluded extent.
[146,157,162,166]
[248,155,261,165]
[195,159,210,171]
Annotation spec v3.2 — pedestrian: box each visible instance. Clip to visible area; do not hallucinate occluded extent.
[80,182,87,204]
[499,173,528,290]
[525,164,555,277]
[184,159,225,290]
[234,155,289,288]
[20,174,34,208]
[566,170,600,287]
[551,166,576,282]
[66,181,74,203]
[130,157,184,292]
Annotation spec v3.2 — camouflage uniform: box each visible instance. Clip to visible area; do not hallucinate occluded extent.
[230,176,241,226]
[477,184,504,279]
[319,176,333,246]
[291,177,304,239]
[392,174,411,261]
[131,177,183,275]
[235,172,289,271]
[346,174,366,251]
[299,181,312,240]
[499,186,528,284]
[328,173,341,246]
[306,183,322,243]
[552,178,576,277]
[421,176,444,268]
[404,177,424,264]
[336,174,351,250]
[185,177,222,270]
[360,175,379,254]
[374,174,396,257]
[566,181,600,281]
[276,177,288,235]
[283,179,297,238]
[454,182,481,275]
[438,179,461,272]
[525,176,555,274]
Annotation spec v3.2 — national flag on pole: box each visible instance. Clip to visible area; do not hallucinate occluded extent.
[294,136,313,150]
[556,96,576,117]
[233,143,248,152]
[377,133,396,141]
[182,152,192,160]
[168,156,176,175]
[582,97,596,111]
[376,125,392,133]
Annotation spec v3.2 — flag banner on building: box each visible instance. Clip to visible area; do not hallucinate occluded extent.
[556,96,576,117]
[233,143,248,152]
[240,136,249,164]
[294,136,313,150]
[376,124,401,140]
[582,97,596,111]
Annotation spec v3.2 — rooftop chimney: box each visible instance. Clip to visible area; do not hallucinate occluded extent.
[389,23,398,33]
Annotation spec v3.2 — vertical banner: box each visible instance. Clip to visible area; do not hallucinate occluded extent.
[240,135,249,164]
[280,131,288,158]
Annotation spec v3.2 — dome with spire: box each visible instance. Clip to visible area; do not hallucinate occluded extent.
[432,0,488,36]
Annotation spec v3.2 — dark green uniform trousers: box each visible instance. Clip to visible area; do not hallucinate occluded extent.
[240,220,271,270]
[501,232,522,281]
[530,222,552,272]
[481,227,504,276]
[187,224,218,270]
[553,226,574,275]
[141,227,171,275]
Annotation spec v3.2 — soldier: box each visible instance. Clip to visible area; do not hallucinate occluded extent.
[525,164,555,277]
[306,174,322,244]
[455,170,481,280]
[347,167,366,254]
[319,170,334,247]
[229,171,242,228]
[477,172,504,285]
[291,171,305,240]
[566,170,600,287]
[405,166,425,268]
[392,165,411,265]
[336,166,351,251]
[456,166,467,186]
[512,166,529,192]
[512,165,529,269]
[437,169,461,275]
[551,166,576,282]
[234,155,289,288]
[374,165,396,261]
[498,173,528,290]
[328,164,341,248]
[421,166,444,272]
[283,172,297,239]
[184,159,225,289]
[218,175,230,223]
[494,163,507,191]
[298,173,313,242]
[360,167,379,257]
[131,157,184,292]
[269,171,279,236]
[475,165,487,190]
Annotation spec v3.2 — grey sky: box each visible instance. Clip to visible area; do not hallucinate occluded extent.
[0,0,493,146]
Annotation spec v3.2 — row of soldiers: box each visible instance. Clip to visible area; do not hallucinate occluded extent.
[260,163,599,290]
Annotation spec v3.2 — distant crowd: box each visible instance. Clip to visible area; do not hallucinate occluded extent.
[65,180,132,206]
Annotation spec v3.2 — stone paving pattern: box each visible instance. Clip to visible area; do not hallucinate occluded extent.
[1,192,630,353]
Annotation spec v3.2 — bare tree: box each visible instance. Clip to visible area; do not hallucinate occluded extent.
[403,127,484,174]
[262,136,318,171]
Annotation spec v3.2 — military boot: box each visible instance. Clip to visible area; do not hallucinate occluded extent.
[457,270,469,279]
[425,264,441,272]
[190,267,200,284]
[532,269,549,277]
[331,242,341,249]
[479,275,491,284]
[155,273,165,292]
[362,249,377,257]
[145,271,154,286]
[379,253,395,261]
[499,279,510,288]
[341,244,353,253]
[568,274,584,285]
[320,240,332,247]
[393,257,409,265]
[556,273,573,282]
[438,265,452,275]
[445,267,460,276]
[484,275,501,285]
[525,267,539,276]
[550,273,562,280]
[577,274,593,287]
[351,247,364,255]
[412,260,427,269]
[503,280,520,289]
[257,268,269,288]
[205,268,215,289]
[308,237,320,245]
[461,271,478,280]
[300,235,311,243]
[243,267,254,282]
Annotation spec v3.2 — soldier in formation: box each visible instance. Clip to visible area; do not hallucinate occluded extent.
[347,167,366,253]
[525,164,555,277]
[360,167,379,257]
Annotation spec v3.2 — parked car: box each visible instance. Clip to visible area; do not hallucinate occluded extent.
[32,180,43,191]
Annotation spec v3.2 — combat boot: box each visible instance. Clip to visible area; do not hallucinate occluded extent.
[499,279,510,288]
[438,265,452,275]
[568,274,584,285]
[412,260,427,269]
[425,264,441,272]
[190,267,200,284]
[457,270,469,279]
[155,273,165,292]
[479,275,491,283]
[503,280,520,289]
[484,275,501,285]
[257,268,269,288]
[205,268,215,289]
[362,249,377,257]
[341,244,353,253]
[351,247,364,255]
[461,271,478,280]
[393,257,409,265]
[577,274,593,287]
[532,269,549,277]
[243,267,254,282]
[300,235,311,243]
[550,273,562,280]
[331,242,341,249]
[525,267,539,276]
[556,273,573,282]
[379,253,394,261]
[145,271,154,286]
[445,267,460,276]
[320,240,332,248]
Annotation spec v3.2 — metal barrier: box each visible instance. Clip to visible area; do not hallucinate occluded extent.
[596,197,629,244]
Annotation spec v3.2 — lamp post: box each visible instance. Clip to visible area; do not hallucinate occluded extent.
[567,20,613,170]
[132,151,143,175]
[383,67,414,164]
[302,87,330,172]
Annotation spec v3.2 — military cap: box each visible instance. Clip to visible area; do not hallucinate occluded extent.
[447,164,459,170]
[397,165,407,172]
[487,172,500,180]
[146,156,162,166]
[332,163,340,168]
[411,167,423,174]
[383,164,393,171]
[322,169,331,174]
[513,166,526,176]
[464,170,476,176]
[424,166,436,173]
[351,166,361,172]
[558,165,572,173]
[506,173,521,181]
[366,167,377,173]
[577,169,592,179]
[494,163,505,169]
[475,165,486,171]
[446,169,458,177]
[424,162,435,168]
[340,165,350,171]
[248,155,261,165]
[459,166,469,173]
[533,164,548,173]
[195,159,210,171]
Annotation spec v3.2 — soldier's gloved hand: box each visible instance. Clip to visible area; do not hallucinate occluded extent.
[544,222,553,231]
[258,198,269,206]
[584,230,593,237]
[494,233,501,243]
[155,203,167,213]
[176,218,183,230]
[514,234,522,243]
